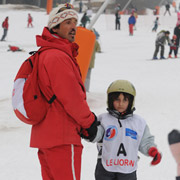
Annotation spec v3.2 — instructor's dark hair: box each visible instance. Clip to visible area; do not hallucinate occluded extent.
[49,24,60,34]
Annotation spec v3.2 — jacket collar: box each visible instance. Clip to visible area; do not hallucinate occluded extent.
[36,27,79,58]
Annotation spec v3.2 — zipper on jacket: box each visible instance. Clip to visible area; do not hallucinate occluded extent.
[118,118,122,127]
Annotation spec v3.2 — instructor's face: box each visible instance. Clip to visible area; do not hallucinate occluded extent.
[53,18,77,42]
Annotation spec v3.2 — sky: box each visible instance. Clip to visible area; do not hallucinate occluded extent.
[0,3,180,180]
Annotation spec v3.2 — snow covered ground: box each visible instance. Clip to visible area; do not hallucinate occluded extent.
[0,3,180,180]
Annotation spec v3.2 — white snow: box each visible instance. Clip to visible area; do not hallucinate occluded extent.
[0,3,180,180]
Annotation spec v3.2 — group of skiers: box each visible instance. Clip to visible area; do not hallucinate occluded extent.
[114,3,138,35]
[115,7,137,35]
[152,22,180,60]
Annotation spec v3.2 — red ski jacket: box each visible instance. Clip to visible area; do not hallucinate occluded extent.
[2,18,8,29]
[9,46,19,51]
[28,15,32,23]
[30,27,95,148]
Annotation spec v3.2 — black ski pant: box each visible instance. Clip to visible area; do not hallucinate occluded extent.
[169,48,177,56]
[1,28,8,41]
[115,20,120,30]
[164,10,171,15]
[95,159,137,180]
[153,44,164,58]
[176,38,180,54]
[152,24,158,32]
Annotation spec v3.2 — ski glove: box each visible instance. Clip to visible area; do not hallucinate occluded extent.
[80,114,99,142]
[148,147,162,165]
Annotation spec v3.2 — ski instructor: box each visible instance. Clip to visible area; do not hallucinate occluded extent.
[30,3,98,180]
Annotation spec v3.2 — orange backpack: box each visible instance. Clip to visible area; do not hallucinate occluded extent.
[12,48,56,125]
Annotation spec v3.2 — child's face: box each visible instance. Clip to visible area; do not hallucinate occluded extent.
[113,93,129,113]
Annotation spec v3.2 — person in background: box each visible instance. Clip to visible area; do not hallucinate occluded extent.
[79,0,83,13]
[152,17,159,32]
[128,12,136,35]
[133,10,138,30]
[168,129,180,180]
[27,13,33,28]
[174,24,180,55]
[83,80,162,180]
[29,3,98,180]
[153,30,171,60]
[85,29,101,92]
[1,16,9,41]
[172,1,177,13]
[86,7,93,18]
[80,12,90,28]
[7,45,24,52]
[164,3,171,16]
[115,10,121,30]
[176,11,180,26]
[168,35,178,58]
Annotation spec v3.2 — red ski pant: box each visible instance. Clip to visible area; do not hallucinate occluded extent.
[38,144,83,180]
[129,24,134,35]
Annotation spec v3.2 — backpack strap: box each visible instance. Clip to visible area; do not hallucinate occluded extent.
[48,94,56,104]
[29,47,57,105]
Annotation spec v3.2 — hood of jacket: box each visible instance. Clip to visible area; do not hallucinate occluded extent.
[36,27,79,58]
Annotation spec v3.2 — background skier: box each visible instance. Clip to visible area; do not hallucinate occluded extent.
[128,12,136,35]
[152,17,159,32]
[80,12,90,28]
[7,45,24,52]
[27,13,33,28]
[168,35,178,58]
[153,30,171,60]
[164,3,171,16]
[115,10,121,30]
[174,24,180,54]
[1,16,9,41]
[85,29,101,92]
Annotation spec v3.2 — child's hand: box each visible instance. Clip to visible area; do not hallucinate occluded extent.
[148,147,162,165]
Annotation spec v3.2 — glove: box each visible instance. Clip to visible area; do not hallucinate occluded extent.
[148,147,162,165]
[80,114,99,142]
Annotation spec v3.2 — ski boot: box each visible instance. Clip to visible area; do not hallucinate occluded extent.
[153,57,158,60]
[160,56,166,59]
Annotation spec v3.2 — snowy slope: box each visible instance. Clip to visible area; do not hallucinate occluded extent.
[0,4,180,180]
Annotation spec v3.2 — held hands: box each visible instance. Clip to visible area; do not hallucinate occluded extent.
[148,147,162,165]
[80,114,99,142]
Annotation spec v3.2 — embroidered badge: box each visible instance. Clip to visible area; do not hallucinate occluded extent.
[104,125,118,141]
[126,128,137,140]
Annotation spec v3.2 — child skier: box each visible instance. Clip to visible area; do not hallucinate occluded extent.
[83,80,162,180]
[152,17,159,32]
[169,35,178,58]
[27,13,33,28]
[128,12,136,35]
